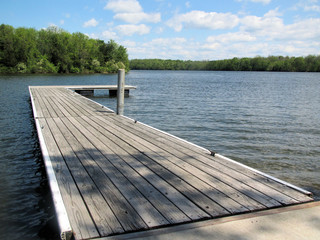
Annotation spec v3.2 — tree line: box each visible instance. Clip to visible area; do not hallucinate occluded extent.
[130,55,320,72]
[0,24,129,74]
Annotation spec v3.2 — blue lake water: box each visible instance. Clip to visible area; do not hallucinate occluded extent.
[0,71,319,239]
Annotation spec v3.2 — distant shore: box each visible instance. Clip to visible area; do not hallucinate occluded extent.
[129,56,320,72]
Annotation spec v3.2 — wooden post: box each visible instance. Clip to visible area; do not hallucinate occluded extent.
[117,69,125,115]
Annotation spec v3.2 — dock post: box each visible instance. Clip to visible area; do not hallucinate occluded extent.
[117,69,125,115]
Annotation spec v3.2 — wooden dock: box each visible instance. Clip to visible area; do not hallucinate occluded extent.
[29,86,313,240]
[34,85,137,97]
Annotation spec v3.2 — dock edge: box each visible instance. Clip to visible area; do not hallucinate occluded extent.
[29,87,73,240]
[120,113,313,198]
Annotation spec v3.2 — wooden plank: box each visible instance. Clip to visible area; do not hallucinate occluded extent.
[49,88,106,117]
[101,114,312,203]
[63,116,175,227]
[212,154,313,202]
[46,89,80,117]
[46,117,130,236]
[57,88,113,116]
[53,116,149,232]
[99,115,300,206]
[32,88,51,118]
[34,85,136,90]
[45,94,260,210]
[38,118,99,240]
[78,115,242,216]
[74,115,209,222]
[30,85,314,240]
[41,89,65,118]
[46,89,73,118]
[92,116,268,211]
[29,87,44,118]
[41,90,59,118]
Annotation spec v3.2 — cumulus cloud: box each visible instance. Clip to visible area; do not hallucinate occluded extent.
[101,30,118,40]
[104,0,142,13]
[115,24,150,36]
[167,10,239,32]
[134,37,198,59]
[240,9,320,41]
[292,0,320,13]
[207,32,256,43]
[114,12,161,24]
[105,0,161,24]
[83,18,99,27]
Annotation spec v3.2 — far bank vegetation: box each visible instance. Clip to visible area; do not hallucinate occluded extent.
[130,55,320,72]
[0,24,129,74]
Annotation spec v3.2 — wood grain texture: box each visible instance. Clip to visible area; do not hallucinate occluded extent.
[29,86,314,240]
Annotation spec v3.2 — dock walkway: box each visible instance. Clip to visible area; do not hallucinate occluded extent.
[29,86,313,240]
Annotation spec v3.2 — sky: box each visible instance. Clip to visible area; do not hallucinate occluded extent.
[1,0,320,60]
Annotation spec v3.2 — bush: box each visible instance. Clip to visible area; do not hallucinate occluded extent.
[16,62,27,73]
[30,57,58,73]
[70,66,80,73]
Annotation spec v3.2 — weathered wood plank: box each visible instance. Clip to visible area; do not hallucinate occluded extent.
[46,118,119,236]
[41,89,65,118]
[92,115,266,212]
[32,88,51,118]
[41,89,59,118]
[52,117,144,233]
[79,115,242,215]
[51,88,106,115]
[30,86,313,240]
[99,115,300,206]
[29,88,44,118]
[38,118,99,240]
[64,116,177,227]
[100,114,312,203]
[78,115,209,222]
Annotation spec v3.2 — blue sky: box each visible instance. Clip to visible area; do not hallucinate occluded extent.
[1,0,320,60]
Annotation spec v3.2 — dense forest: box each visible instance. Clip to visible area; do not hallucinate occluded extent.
[0,24,129,74]
[130,55,320,72]
[2,24,319,74]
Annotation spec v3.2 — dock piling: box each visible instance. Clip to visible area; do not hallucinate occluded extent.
[117,69,125,115]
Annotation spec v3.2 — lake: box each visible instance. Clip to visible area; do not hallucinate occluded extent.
[0,70,319,239]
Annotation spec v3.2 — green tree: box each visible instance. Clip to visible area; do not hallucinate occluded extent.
[0,24,17,68]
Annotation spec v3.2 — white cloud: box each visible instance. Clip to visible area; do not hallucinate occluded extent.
[114,12,161,24]
[120,40,136,47]
[115,24,150,36]
[167,10,239,32]
[207,32,256,43]
[240,10,320,42]
[304,5,320,12]
[104,0,142,13]
[251,0,271,4]
[240,10,284,39]
[60,20,65,25]
[48,23,58,28]
[292,0,320,13]
[83,18,99,27]
[138,38,195,59]
[282,18,320,41]
[237,0,271,4]
[105,0,161,24]
[101,30,118,40]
